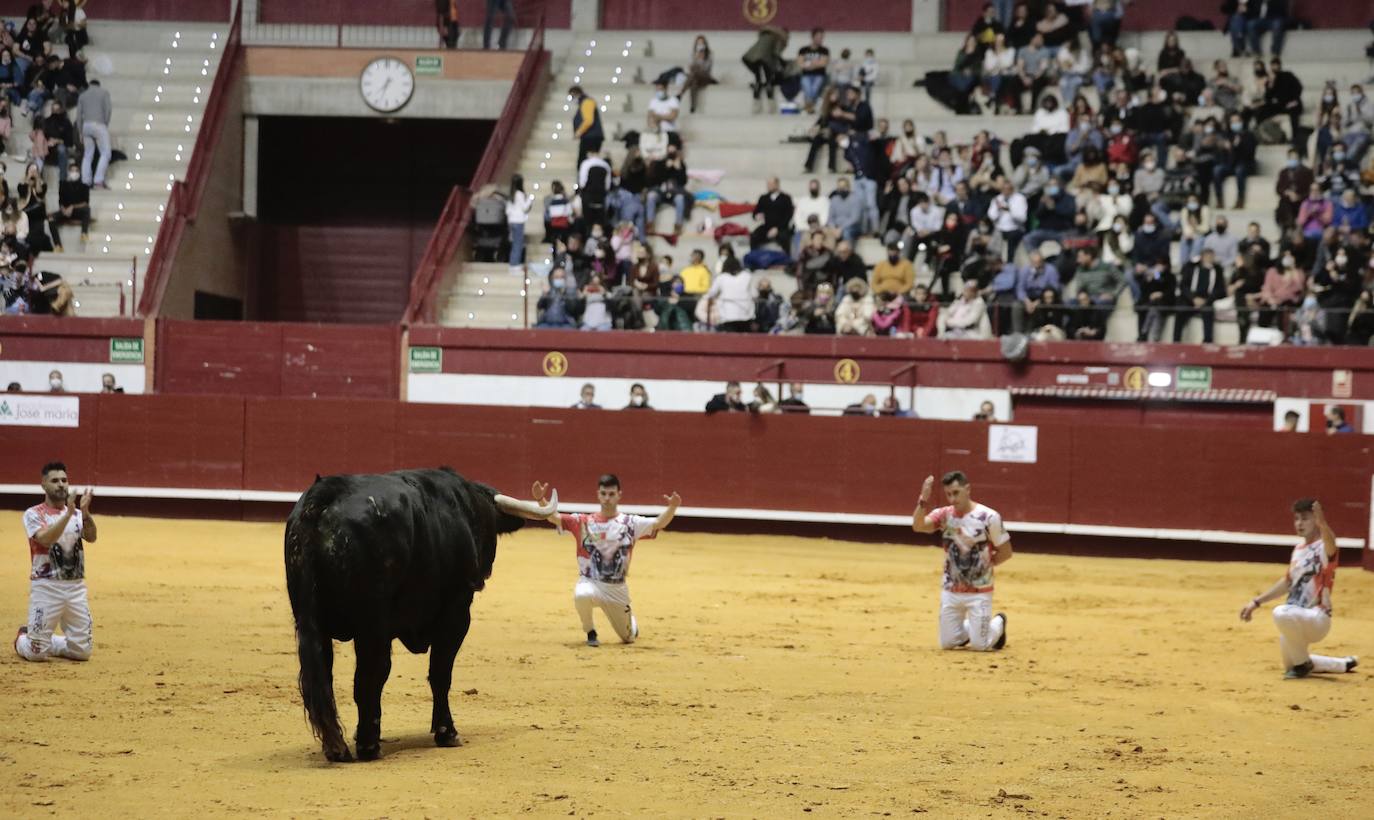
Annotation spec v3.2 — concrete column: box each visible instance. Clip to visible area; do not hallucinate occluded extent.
[242,115,259,217]
[912,0,942,33]
[570,0,600,33]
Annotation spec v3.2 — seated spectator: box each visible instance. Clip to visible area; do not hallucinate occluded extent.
[1156,30,1186,79]
[1055,37,1091,105]
[843,394,880,416]
[792,179,828,249]
[1098,215,1133,269]
[835,277,875,336]
[1036,2,1073,49]
[905,284,940,337]
[706,381,753,414]
[1007,3,1036,49]
[1174,248,1226,343]
[1332,188,1369,233]
[646,79,680,135]
[1027,287,1068,340]
[623,383,652,410]
[751,177,794,251]
[579,274,612,331]
[1296,184,1333,241]
[1312,247,1362,344]
[803,282,837,334]
[656,287,694,331]
[826,177,864,243]
[1246,0,1289,58]
[1022,179,1075,254]
[645,144,689,236]
[1065,289,1106,340]
[753,276,784,332]
[1209,59,1244,113]
[679,249,712,300]
[1213,112,1257,209]
[987,178,1028,260]
[1010,146,1050,202]
[942,280,990,339]
[1130,212,1171,268]
[705,258,755,333]
[879,177,914,247]
[986,260,1022,334]
[929,212,969,299]
[824,239,866,294]
[572,383,600,409]
[1129,262,1176,342]
[1177,194,1212,266]
[742,23,788,113]
[1201,216,1238,269]
[1274,147,1313,231]
[982,33,1018,112]
[1257,254,1304,329]
[948,35,984,112]
[1347,288,1374,347]
[872,290,909,337]
[1018,249,1061,319]
[1242,56,1303,152]
[1070,247,1125,307]
[872,243,915,296]
[780,381,807,412]
[47,368,64,392]
[907,192,945,254]
[795,230,833,293]
[1161,57,1206,104]
[1344,84,1372,162]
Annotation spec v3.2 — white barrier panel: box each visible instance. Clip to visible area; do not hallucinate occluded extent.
[0,395,80,428]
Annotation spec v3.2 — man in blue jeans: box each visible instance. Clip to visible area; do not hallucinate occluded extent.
[483,0,516,50]
[797,28,830,114]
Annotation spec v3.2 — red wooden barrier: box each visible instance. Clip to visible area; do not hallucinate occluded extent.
[2,399,1369,549]
[155,319,400,398]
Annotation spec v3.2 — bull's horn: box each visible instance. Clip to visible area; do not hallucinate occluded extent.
[495,489,559,519]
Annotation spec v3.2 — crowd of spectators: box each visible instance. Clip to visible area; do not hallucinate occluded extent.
[499,7,1374,347]
[1,1,102,317]
[563,382,1013,420]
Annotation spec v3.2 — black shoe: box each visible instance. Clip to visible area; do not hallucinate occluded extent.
[1284,661,1314,679]
[586,630,599,647]
[1347,657,1359,673]
[992,613,1008,650]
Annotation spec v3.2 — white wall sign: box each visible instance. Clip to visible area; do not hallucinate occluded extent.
[988,424,1038,463]
[0,394,80,427]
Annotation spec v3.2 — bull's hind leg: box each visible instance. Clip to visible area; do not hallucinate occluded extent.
[352,635,392,761]
[427,597,473,748]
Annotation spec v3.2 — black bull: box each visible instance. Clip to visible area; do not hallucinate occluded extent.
[284,468,555,762]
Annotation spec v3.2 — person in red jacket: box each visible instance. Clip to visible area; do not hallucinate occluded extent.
[1104,119,1139,167]
[904,283,940,337]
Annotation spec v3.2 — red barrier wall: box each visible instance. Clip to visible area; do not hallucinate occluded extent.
[2,398,1369,556]
[411,328,1374,401]
[256,0,571,29]
[598,0,911,31]
[155,319,400,398]
[0,316,145,364]
[943,0,1373,32]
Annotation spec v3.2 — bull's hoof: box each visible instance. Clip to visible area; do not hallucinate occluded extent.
[434,727,462,748]
[355,742,382,761]
[324,745,353,763]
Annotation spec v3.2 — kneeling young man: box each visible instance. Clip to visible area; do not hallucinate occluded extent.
[534,475,680,646]
[912,471,1011,651]
[1240,498,1358,679]
[16,461,96,661]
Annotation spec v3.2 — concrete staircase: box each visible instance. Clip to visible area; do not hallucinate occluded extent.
[6,21,224,316]
[440,28,1373,339]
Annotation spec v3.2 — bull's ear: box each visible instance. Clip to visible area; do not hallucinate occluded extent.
[314,474,323,484]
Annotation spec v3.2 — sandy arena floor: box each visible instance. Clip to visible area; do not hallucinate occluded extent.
[1,514,1371,818]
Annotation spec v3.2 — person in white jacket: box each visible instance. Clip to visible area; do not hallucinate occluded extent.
[704,257,757,332]
[835,277,876,336]
[506,175,533,273]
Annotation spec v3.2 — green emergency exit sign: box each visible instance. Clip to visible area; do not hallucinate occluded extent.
[415,55,443,76]
[409,346,442,372]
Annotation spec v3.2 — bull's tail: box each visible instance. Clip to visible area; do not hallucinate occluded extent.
[285,510,351,762]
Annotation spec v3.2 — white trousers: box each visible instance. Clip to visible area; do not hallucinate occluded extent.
[1272,605,1347,672]
[939,590,1004,651]
[574,578,637,643]
[17,579,92,661]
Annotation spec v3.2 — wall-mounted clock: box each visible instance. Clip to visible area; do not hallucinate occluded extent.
[360,56,414,113]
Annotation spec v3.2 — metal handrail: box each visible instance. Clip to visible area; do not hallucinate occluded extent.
[138,2,244,317]
[403,14,547,325]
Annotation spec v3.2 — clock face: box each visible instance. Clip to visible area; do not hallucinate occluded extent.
[359,57,414,113]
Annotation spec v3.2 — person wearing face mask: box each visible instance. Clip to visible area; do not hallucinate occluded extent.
[1242,56,1304,152]
[535,268,581,329]
[1332,188,1370,233]
[1009,146,1049,202]
[1128,212,1170,268]
[752,275,784,332]
[1312,246,1362,344]
[1212,115,1257,209]
[1174,247,1227,343]
[1124,87,1175,167]
[1201,216,1239,269]
[826,178,864,244]
[1087,177,1131,234]
[1274,149,1313,231]
[1177,195,1212,267]
[835,277,876,336]
[987,178,1028,261]
[1103,118,1139,167]
[1343,85,1372,162]
[646,80,680,135]
[47,369,64,393]
[1020,179,1075,255]
[1296,183,1333,241]
[1258,254,1305,329]
[803,282,838,335]
[1183,118,1223,207]
[792,179,829,247]
[941,280,990,339]
[872,242,915,297]
[622,384,652,410]
[1100,216,1134,268]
